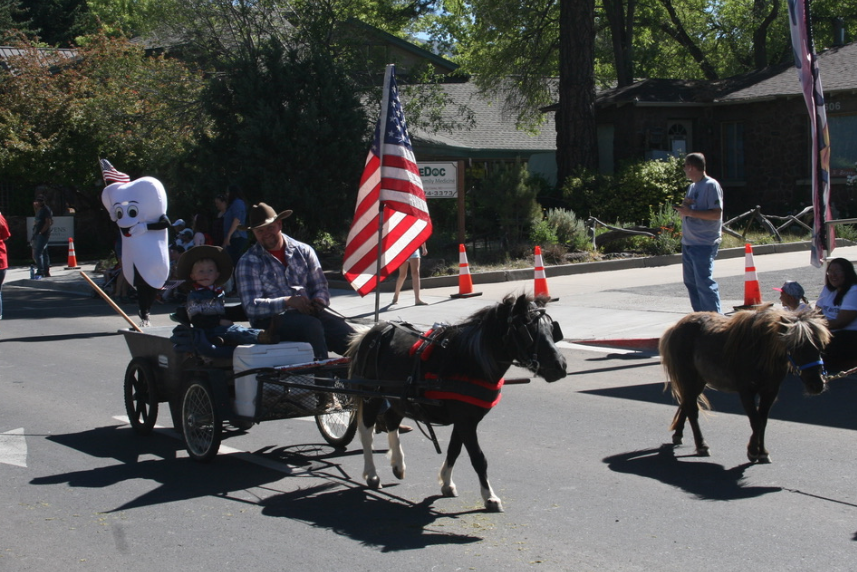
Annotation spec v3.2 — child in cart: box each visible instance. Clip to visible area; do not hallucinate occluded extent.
[177,245,278,346]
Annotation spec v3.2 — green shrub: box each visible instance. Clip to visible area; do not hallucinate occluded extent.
[530,218,558,245]
[834,223,857,242]
[472,162,542,249]
[641,204,683,256]
[562,156,687,225]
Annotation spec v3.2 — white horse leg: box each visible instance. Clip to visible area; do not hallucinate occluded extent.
[358,414,381,489]
[481,480,503,513]
[438,459,457,497]
[387,429,406,480]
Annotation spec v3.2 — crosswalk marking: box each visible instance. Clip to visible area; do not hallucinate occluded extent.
[0,428,27,468]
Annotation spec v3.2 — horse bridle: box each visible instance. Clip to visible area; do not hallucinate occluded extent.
[503,306,563,373]
[787,353,826,377]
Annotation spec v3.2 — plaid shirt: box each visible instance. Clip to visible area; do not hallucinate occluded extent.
[235,234,330,327]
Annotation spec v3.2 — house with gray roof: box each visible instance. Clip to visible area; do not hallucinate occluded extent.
[595,41,857,217]
[407,81,559,186]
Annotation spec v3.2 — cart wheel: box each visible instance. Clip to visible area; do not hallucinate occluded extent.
[182,380,222,462]
[316,407,357,448]
[124,358,159,435]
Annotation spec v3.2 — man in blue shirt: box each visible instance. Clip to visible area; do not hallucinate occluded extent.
[235,202,355,359]
[674,152,723,313]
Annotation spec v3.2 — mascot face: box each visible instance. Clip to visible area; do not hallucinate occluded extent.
[101,176,170,289]
[102,177,168,235]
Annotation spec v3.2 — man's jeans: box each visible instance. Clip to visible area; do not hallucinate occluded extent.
[32,234,50,275]
[253,308,356,360]
[682,243,721,313]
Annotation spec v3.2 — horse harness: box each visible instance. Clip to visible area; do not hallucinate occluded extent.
[363,304,562,407]
[505,305,563,374]
[787,353,825,375]
[358,306,562,452]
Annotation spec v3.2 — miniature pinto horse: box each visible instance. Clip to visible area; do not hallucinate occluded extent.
[660,307,830,463]
[347,294,567,512]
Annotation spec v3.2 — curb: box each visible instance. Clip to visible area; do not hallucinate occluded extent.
[333,239,852,291]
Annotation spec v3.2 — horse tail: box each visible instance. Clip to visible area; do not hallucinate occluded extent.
[659,322,683,402]
[346,327,372,379]
[346,323,396,379]
[661,317,711,431]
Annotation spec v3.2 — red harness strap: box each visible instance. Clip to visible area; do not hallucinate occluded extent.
[409,329,437,361]
[423,373,504,409]
[409,328,504,409]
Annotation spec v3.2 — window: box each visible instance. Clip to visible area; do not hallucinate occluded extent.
[667,122,690,156]
[721,122,745,180]
[828,113,857,176]
[597,124,614,174]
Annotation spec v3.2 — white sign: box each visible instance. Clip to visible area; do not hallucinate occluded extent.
[26,216,75,245]
[419,162,458,198]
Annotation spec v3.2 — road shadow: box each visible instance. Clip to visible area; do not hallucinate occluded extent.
[30,424,485,548]
[582,374,857,432]
[260,484,483,551]
[30,425,295,512]
[1,287,179,322]
[603,444,781,501]
[0,331,120,343]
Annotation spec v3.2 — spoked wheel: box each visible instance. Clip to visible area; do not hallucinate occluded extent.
[124,358,159,435]
[182,380,222,462]
[316,405,357,448]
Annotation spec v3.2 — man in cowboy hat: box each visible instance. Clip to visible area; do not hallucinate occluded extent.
[234,202,355,359]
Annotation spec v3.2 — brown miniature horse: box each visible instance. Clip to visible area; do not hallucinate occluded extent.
[661,307,830,463]
[347,294,568,512]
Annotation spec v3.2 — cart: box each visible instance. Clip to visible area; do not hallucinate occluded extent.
[120,326,359,462]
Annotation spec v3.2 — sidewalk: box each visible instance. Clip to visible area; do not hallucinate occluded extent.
[6,241,856,344]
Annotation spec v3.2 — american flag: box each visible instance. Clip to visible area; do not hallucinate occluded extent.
[343,65,432,296]
[787,0,834,267]
[100,158,131,184]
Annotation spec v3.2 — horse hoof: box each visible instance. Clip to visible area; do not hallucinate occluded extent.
[749,452,771,464]
[485,499,504,513]
[696,447,710,457]
[393,466,405,480]
[672,435,683,445]
[367,476,381,490]
[441,485,458,498]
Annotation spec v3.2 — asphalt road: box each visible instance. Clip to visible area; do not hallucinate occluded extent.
[2,247,857,571]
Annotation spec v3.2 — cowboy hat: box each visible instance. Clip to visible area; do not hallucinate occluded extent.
[239,202,293,231]
[176,245,233,286]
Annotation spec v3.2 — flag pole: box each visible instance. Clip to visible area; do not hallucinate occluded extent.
[373,65,395,323]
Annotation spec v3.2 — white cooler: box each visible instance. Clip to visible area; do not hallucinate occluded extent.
[232,342,315,418]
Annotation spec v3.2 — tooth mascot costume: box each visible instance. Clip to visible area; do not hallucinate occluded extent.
[100,159,171,326]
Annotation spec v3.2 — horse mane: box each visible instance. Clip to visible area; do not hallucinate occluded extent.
[449,294,535,380]
[722,308,830,373]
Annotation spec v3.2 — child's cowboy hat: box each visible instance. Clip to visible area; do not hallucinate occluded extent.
[176,245,233,286]
[239,202,293,231]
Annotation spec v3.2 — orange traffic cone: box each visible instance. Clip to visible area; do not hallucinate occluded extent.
[450,243,482,299]
[64,237,81,270]
[739,243,762,308]
[533,245,557,300]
